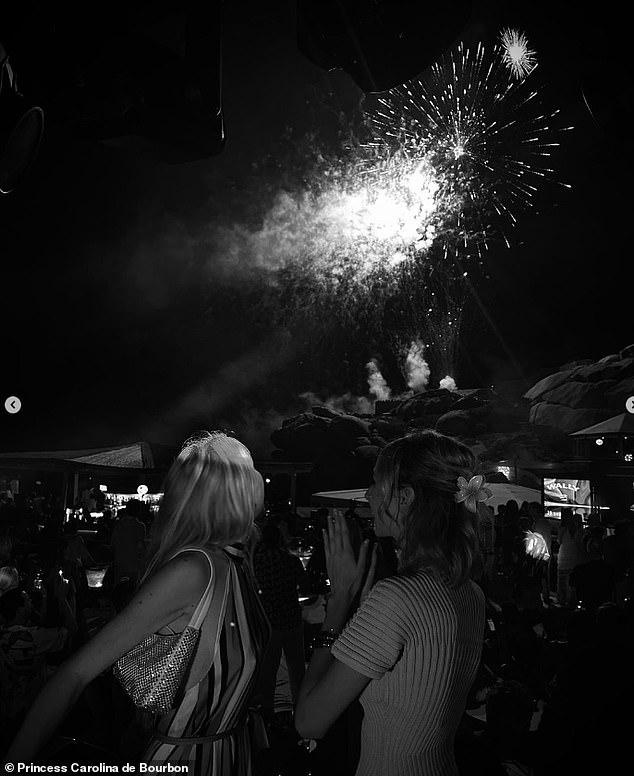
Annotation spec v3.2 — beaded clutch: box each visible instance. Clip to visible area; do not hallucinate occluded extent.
[113,548,217,715]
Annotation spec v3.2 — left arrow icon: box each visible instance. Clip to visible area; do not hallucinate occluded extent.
[4,396,22,414]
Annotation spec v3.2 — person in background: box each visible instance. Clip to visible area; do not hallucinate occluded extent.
[109,500,147,588]
[95,508,115,545]
[0,580,75,746]
[306,509,330,594]
[502,501,521,577]
[569,537,615,613]
[62,519,94,568]
[530,503,553,605]
[530,503,552,557]
[494,504,506,569]
[39,540,78,638]
[455,679,537,776]
[253,521,308,728]
[512,513,550,614]
[296,430,486,776]
[603,519,634,605]
[556,510,584,607]
[61,519,94,616]
[478,503,497,591]
[270,511,293,547]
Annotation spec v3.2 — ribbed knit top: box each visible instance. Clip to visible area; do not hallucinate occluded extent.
[331,571,485,776]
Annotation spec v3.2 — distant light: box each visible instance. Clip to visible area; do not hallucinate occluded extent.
[497,465,511,479]
[99,484,108,492]
[137,484,148,496]
[595,438,604,446]
[265,477,271,484]
[625,453,633,462]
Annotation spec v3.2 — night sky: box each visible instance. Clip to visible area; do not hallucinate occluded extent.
[1,2,631,455]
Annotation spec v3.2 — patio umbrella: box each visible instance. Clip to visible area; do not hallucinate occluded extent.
[312,483,541,512]
[485,483,541,511]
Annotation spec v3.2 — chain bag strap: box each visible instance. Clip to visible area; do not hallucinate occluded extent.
[113,547,216,714]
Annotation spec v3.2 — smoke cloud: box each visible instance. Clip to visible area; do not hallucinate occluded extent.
[366,359,392,400]
[139,330,296,443]
[300,391,374,415]
[405,340,431,392]
[439,375,458,391]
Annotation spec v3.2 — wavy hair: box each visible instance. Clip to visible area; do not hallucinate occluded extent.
[142,431,264,581]
[374,429,483,586]
[0,566,19,596]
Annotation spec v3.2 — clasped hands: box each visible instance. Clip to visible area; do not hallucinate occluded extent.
[323,510,378,605]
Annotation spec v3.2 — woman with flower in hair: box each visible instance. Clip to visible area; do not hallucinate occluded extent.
[6,432,270,774]
[296,430,487,776]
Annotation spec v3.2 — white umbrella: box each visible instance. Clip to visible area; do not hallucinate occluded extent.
[312,483,541,512]
[312,489,368,507]
[485,483,541,511]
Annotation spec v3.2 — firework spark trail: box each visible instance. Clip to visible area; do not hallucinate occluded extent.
[369,39,572,257]
[500,27,538,80]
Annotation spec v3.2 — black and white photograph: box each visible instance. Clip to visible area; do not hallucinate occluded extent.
[1,2,633,774]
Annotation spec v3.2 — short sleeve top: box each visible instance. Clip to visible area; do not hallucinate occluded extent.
[331,571,485,776]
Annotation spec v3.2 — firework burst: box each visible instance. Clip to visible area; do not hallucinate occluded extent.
[499,27,538,80]
[368,38,571,257]
[216,32,570,387]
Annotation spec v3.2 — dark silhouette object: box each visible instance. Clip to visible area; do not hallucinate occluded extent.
[110,504,147,587]
[569,537,616,613]
[253,521,307,726]
[297,0,471,92]
[456,679,537,776]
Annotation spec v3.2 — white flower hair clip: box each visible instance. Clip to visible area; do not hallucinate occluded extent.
[455,474,492,514]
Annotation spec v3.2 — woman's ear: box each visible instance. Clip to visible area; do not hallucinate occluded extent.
[399,485,415,510]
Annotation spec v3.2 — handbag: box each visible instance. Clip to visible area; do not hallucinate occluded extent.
[113,547,218,715]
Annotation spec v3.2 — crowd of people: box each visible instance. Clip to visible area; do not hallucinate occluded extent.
[1,430,634,775]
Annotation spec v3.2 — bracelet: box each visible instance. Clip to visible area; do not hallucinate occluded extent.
[311,628,340,650]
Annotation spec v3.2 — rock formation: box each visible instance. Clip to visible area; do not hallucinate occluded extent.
[524,344,634,434]
[269,346,634,494]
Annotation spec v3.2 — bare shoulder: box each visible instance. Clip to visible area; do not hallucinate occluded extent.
[56,548,225,687]
[151,547,227,598]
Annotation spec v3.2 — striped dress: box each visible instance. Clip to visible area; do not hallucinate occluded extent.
[331,570,485,776]
[142,546,270,775]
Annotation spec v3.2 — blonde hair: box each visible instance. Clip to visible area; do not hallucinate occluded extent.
[374,430,482,586]
[143,431,264,580]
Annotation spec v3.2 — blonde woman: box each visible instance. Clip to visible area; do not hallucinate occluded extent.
[296,430,486,776]
[6,432,270,774]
